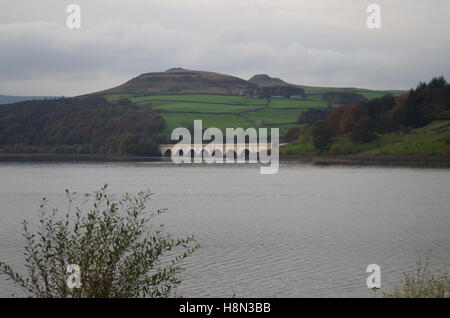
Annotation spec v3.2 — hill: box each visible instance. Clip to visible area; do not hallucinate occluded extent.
[94,69,401,99]
[91,68,260,97]
[85,68,405,141]
[90,68,403,101]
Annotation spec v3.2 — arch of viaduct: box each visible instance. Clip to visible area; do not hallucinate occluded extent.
[159,143,273,159]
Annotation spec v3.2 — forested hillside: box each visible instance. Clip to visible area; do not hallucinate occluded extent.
[283,77,450,157]
[0,96,165,155]
[327,76,450,135]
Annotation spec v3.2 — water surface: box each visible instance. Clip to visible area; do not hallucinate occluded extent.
[0,162,449,297]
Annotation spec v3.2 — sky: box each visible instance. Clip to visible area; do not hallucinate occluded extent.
[1,0,449,96]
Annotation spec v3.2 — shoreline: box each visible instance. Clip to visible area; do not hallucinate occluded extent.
[282,154,450,168]
[0,152,450,168]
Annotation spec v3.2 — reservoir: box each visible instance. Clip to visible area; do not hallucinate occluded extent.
[0,161,449,297]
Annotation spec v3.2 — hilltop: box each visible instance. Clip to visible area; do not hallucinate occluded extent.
[88,68,403,100]
[249,74,291,87]
[91,68,260,96]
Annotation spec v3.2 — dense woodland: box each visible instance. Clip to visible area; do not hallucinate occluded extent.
[288,77,450,152]
[327,77,450,137]
[0,96,165,155]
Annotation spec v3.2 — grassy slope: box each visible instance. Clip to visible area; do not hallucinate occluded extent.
[367,121,450,156]
[102,84,402,140]
[161,112,252,133]
[131,94,266,106]
[122,94,327,138]
[150,101,252,113]
[281,120,450,156]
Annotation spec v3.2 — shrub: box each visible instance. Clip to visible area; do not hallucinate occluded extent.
[329,143,357,155]
[0,185,199,298]
[297,135,307,144]
[384,259,449,298]
[371,148,386,156]
[442,145,450,157]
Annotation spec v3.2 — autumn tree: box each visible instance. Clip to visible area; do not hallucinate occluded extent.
[312,120,337,152]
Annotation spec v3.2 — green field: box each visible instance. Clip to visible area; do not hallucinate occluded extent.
[105,94,135,102]
[160,113,253,133]
[124,94,310,138]
[130,94,267,106]
[269,98,327,108]
[239,108,303,124]
[110,92,402,139]
[151,101,253,113]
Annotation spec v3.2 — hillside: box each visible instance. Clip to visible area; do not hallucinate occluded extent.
[281,77,450,159]
[249,74,404,98]
[0,96,165,155]
[91,68,260,96]
[82,68,406,141]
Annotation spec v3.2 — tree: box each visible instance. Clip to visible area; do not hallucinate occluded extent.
[298,108,330,124]
[339,105,365,133]
[350,116,377,143]
[118,133,159,155]
[311,121,337,152]
[286,127,301,142]
[0,185,199,298]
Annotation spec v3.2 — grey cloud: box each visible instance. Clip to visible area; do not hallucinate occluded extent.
[0,0,449,95]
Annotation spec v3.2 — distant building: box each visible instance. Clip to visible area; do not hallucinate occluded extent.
[239,90,246,96]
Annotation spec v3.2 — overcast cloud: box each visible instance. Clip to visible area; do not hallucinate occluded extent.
[1,0,449,96]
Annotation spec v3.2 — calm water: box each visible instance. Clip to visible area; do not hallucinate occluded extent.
[0,161,449,297]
